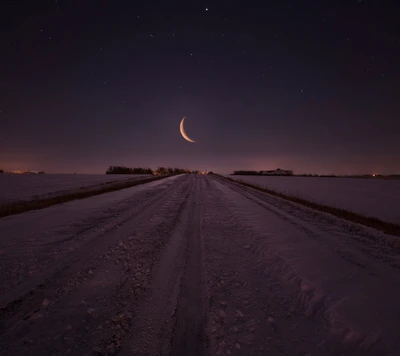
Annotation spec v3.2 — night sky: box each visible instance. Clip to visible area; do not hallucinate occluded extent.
[1,1,399,175]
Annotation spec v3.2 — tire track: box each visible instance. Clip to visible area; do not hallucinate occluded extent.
[0,176,186,308]
[202,176,359,355]
[169,175,209,356]
[0,176,190,354]
[120,175,208,356]
[208,175,393,354]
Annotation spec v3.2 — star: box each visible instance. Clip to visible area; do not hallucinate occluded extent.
[205,8,208,11]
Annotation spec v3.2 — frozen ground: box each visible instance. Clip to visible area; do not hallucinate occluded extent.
[229,175,400,224]
[0,174,152,204]
[1,174,400,355]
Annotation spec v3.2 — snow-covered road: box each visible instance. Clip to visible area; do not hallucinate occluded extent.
[1,174,400,355]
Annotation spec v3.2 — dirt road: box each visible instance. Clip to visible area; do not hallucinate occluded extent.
[1,174,400,355]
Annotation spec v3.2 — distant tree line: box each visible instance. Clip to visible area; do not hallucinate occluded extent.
[232,168,293,176]
[106,166,153,175]
[106,166,197,175]
[231,170,400,179]
[232,170,260,175]
[154,167,192,175]
[316,174,400,180]
[0,170,46,174]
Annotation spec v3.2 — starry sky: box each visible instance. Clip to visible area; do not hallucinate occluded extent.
[1,1,399,175]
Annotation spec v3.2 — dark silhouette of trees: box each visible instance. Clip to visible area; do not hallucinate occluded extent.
[232,170,260,175]
[232,168,293,176]
[106,166,195,175]
[106,166,153,175]
[0,169,4,173]
[154,167,188,175]
[155,167,167,175]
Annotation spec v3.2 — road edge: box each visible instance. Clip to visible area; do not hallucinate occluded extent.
[0,175,174,218]
[214,174,400,238]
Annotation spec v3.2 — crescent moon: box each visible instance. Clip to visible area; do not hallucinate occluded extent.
[180,116,196,143]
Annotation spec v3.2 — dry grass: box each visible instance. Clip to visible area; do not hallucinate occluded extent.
[218,175,400,237]
[0,175,169,218]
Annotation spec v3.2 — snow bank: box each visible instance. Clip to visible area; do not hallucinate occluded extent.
[229,176,400,224]
[0,174,152,204]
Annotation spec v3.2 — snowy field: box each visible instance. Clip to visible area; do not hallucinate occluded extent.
[229,175,400,224]
[0,174,152,204]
